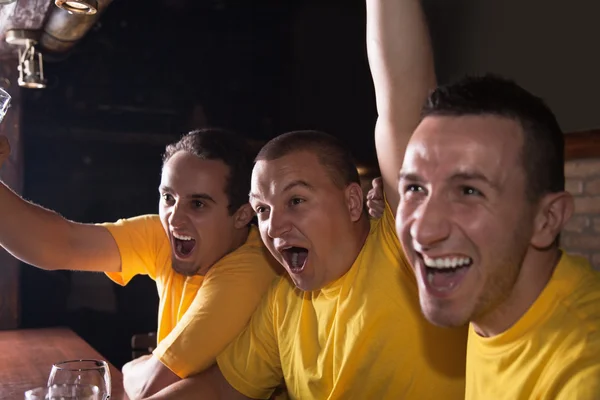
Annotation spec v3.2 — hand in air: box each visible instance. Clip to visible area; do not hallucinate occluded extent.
[366,177,385,219]
[0,135,10,168]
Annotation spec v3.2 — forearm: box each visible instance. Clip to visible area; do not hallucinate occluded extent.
[144,364,248,400]
[0,181,75,270]
[123,356,181,400]
[366,0,435,117]
[0,181,120,272]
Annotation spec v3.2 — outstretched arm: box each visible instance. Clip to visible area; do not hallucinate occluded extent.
[366,0,435,212]
[0,136,121,272]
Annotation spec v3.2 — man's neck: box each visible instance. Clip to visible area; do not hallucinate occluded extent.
[195,226,250,276]
[321,214,371,287]
[472,248,562,337]
[230,225,251,253]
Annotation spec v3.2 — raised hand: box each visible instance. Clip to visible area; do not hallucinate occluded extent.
[366,177,385,219]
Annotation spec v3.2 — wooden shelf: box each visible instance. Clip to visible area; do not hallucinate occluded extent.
[565,129,600,160]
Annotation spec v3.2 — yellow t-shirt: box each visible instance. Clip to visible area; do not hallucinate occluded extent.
[103,215,279,378]
[217,204,468,399]
[466,252,600,400]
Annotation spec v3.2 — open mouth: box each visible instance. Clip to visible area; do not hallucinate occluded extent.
[281,246,309,274]
[173,234,196,259]
[420,254,473,294]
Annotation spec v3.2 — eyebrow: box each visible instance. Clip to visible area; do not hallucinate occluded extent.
[159,186,216,203]
[248,179,314,201]
[398,171,423,182]
[283,179,314,193]
[398,171,499,190]
[449,171,499,190]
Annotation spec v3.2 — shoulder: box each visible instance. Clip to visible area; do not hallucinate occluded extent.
[100,214,163,236]
[364,200,412,277]
[555,254,600,334]
[206,226,280,283]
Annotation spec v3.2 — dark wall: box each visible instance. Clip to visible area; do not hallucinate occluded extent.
[19,0,600,367]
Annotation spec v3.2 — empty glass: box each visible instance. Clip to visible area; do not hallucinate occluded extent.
[0,87,10,123]
[48,360,111,400]
[24,384,100,399]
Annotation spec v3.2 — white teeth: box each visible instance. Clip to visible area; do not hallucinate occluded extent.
[173,233,193,241]
[291,252,298,268]
[424,256,472,269]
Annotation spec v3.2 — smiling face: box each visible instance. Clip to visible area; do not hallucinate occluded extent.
[159,150,241,276]
[250,150,364,291]
[396,115,537,327]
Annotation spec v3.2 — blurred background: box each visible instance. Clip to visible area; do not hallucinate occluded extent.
[0,0,599,368]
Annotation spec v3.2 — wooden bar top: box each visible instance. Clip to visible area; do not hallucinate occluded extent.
[0,327,128,400]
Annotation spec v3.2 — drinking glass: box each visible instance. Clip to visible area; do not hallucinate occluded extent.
[24,384,100,399]
[0,87,10,123]
[48,360,111,400]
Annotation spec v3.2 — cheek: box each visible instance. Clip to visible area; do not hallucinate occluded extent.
[453,206,508,251]
[194,211,231,232]
[396,205,414,239]
[158,208,169,227]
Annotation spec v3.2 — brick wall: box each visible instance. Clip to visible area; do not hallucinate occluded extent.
[562,158,600,270]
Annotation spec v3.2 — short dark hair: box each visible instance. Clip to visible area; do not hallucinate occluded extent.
[422,74,565,201]
[163,128,254,214]
[255,130,360,188]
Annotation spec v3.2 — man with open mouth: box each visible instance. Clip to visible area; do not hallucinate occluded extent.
[396,76,600,399]
[365,76,600,398]
[0,128,280,399]
[148,0,468,399]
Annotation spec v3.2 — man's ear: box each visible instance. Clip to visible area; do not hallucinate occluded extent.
[233,203,255,229]
[345,182,365,222]
[531,191,574,249]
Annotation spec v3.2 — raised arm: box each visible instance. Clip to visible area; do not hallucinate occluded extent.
[0,136,121,272]
[366,0,435,211]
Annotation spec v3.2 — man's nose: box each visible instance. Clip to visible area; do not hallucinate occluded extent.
[267,208,291,239]
[168,202,186,228]
[410,195,451,247]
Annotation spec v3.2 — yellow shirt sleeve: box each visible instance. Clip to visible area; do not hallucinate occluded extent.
[154,238,279,378]
[100,215,170,285]
[216,279,284,399]
[380,198,401,250]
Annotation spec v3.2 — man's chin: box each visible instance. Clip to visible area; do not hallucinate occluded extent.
[421,301,471,328]
[171,259,200,276]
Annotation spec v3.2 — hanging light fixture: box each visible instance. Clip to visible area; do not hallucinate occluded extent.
[5,29,47,89]
[54,0,98,15]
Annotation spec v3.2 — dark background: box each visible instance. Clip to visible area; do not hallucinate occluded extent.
[16,0,600,369]
[19,0,385,368]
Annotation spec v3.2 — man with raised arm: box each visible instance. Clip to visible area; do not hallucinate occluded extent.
[146,1,467,399]
[0,129,279,399]
[367,74,600,399]
[396,76,600,399]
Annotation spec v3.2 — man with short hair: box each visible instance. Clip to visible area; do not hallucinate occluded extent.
[0,128,279,399]
[146,0,468,398]
[369,73,600,398]
[394,74,600,399]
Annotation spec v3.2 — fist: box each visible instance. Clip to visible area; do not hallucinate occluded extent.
[366,177,385,219]
[0,135,10,168]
